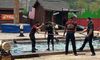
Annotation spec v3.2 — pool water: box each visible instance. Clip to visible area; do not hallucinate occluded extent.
[11,40,100,54]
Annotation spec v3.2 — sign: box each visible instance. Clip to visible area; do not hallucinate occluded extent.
[53,12,59,15]
[28,8,35,19]
[0,14,14,20]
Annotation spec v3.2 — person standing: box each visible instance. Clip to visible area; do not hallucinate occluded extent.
[78,17,96,56]
[63,17,77,56]
[45,21,54,51]
[29,21,44,52]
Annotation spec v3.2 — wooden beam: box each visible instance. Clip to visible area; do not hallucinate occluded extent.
[14,0,20,23]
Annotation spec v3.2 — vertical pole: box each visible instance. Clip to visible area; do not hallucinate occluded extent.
[62,8,64,26]
[52,11,55,34]
[66,11,68,22]
[52,11,54,23]
[14,0,20,24]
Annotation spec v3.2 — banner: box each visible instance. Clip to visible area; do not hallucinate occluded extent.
[0,14,14,20]
[28,8,35,19]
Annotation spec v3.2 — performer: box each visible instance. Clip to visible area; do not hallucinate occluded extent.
[63,17,77,56]
[29,21,44,52]
[45,21,54,51]
[78,17,96,56]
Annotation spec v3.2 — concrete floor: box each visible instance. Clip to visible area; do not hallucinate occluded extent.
[15,51,100,60]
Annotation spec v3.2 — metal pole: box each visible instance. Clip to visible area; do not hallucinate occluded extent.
[62,8,64,26]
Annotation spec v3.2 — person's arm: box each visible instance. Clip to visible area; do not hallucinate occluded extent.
[74,23,77,32]
[35,23,44,33]
[80,28,87,34]
[45,30,47,38]
[63,22,67,36]
[63,26,67,36]
[87,24,94,37]
[87,29,93,37]
[83,28,87,32]
[36,29,40,33]
[36,23,44,29]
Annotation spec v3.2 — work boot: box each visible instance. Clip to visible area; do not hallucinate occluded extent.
[77,48,83,52]
[65,52,68,55]
[34,48,38,50]
[74,53,78,56]
[47,48,50,51]
[91,53,96,56]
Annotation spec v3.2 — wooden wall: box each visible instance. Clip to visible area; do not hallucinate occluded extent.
[77,18,100,31]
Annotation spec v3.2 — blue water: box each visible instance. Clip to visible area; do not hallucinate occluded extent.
[11,40,100,54]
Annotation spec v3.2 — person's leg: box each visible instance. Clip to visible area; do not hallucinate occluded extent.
[89,37,96,56]
[54,37,59,44]
[71,35,77,55]
[78,37,89,51]
[65,34,70,54]
[47,36,50,50]
[51,36,54,50]
[31,36,36,52]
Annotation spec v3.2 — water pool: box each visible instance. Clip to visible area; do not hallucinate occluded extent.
[10,40,100,55]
